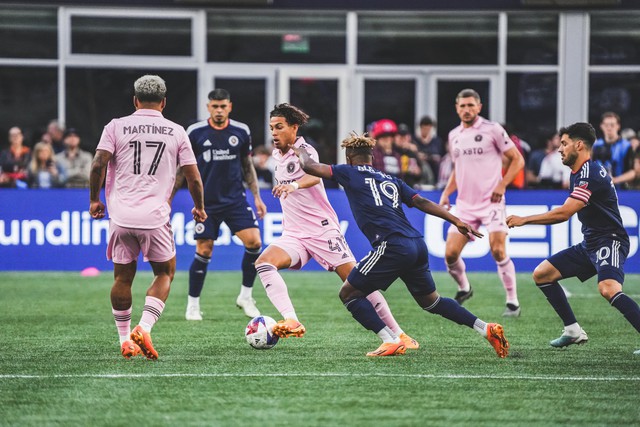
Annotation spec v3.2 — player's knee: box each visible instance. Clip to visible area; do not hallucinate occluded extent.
[598,280,622,301]
[339,282,361,303]
[444,251,459,265]
[532,264,549,285]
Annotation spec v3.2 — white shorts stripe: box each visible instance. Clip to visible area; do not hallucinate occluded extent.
[360,241,386,276]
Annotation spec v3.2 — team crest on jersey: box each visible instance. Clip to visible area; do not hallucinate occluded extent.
[577,181,589,190]
[287,161,296,174]
[228,136,239,147]
[474,134,483,142]
[194,223,205,234]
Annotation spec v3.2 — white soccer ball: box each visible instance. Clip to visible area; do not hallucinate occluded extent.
[245,315,279,349]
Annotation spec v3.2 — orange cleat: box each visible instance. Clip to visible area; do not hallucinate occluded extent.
[399,333,420,350]
[366,342,406,357]
[130,325,159,360]
[272,319,306,338]
[486,323,509,358]
[120,340,142,359]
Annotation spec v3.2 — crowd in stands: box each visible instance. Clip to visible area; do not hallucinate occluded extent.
[3,112,640,190]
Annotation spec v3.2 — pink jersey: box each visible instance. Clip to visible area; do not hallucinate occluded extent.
[272,137,341,238]
[448,117,515,211]
[97,109,197,229]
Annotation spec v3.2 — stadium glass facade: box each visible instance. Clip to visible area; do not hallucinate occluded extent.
[2,5,640,164]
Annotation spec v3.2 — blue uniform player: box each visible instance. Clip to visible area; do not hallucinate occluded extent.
[507,122,640,354]
[173,89,266,320]
[293,132,509,358]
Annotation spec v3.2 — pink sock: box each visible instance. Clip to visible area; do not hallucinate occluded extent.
[367,291,402,335]
[447,258,470,292]
[139,296,165,332]
[112,307,132,344]
[497,257,519,305]
[256,263,295,318]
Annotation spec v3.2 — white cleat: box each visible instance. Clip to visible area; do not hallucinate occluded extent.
[236,296,260,318]
[185,305,203,321]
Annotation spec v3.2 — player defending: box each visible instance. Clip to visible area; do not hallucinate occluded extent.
[255,103,419,350]
[90,75,206,359]
[507,122,640,352]
[174,89,266,320]
[440,88,525,317]
[293,133,509,358]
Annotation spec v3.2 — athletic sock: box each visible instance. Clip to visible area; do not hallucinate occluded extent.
[344,297,386,333]
[610,291,640,333]
[447,257,470,292]
[187,295,200,309]
[497,257,519,306]
[538,281,577,326]
[424,296,477,328]
[367,291,402,335]
[139,296,165,332]
[112,306,132,345]
[189,252,210,298]
[376,326,400,343]
[256,263,296,319]
[473,319,488,337]
[241,247,261,288]
[238,284,253,300]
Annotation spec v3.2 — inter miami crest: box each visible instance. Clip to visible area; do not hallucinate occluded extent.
[474,134,483,142]
[287,161,296,174]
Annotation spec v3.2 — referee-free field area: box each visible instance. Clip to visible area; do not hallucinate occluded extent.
[1,271,639,426]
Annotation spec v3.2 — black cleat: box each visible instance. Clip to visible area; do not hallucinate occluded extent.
[454,287,473,305]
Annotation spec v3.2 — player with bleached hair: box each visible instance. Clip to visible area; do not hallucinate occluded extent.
[255,103,419,351]
[293,132,509,358]
[90,74,206,360]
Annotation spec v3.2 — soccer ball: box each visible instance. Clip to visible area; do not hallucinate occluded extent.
[245,315,279,349]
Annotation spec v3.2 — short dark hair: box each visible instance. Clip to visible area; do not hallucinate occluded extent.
[558,122,596,147]
[456,88,481,104]
[208,89,231,101]
[419,116,435,127]
[269,103,309,126]
[600,111,620,125]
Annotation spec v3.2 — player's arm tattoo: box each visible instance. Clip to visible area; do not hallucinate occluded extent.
[170,167,185,204]
[89,149,111,202]
[241,155,261,197]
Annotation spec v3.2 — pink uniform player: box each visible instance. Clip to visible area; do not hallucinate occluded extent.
[439,89,525,317]
[254,103,419,350]
[90,75,206,360]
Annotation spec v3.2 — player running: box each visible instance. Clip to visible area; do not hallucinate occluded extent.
[90,75,206,360]
[507,122,640,353]
[293,132,509,358]
[255,103,419,350]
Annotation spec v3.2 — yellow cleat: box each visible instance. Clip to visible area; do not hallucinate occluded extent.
[366,342,406,357]
[272,319,306,338]
[486,323,509,358]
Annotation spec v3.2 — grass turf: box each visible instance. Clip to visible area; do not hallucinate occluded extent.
[1,271,639,426]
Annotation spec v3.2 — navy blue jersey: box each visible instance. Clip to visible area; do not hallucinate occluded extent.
[331,164,422,246]
[186,118,252,211]
[568,159,629,248]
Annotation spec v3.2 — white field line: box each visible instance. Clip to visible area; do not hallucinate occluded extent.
[0,373,638,381]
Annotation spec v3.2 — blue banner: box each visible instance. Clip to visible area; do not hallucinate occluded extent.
[1,189,639,273]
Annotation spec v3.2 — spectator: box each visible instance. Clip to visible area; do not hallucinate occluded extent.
[526,132,556,185]
[27,142,63,188]
[371,119,402,178]
[621,127,636,141]
[252,145,274,189]
[46,119,65,154]
[502,124,526,190]
[592,112,634,187]
[415,115,445,179]
[536,133,570,189]
[395,123,427,187]
[0,126,31,188]
[436,140,453,190]
[612,135,640,189]
[55,128,92,188]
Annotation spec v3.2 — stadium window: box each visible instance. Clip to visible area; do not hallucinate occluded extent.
[589,73,640,132]
[507,13,558,65]
[206,11,346,64]
[364,79,416,133]
[65,68,197,152]
[590,12,640,65]
[506,73,558,150]
[0,6,57,59]
[0,66,57,146]
[357,12,499,65]
[70,16,192,56]
[213,78,267,147]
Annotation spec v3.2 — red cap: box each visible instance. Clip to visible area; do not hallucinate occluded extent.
[371,119,398,138]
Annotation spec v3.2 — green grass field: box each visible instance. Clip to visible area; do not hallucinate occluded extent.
[1,271,639,426]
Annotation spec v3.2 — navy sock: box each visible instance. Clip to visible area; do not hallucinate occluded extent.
[610,292,640,333]
[188,253,210,298]
[344,297,386,333]
[538,282,577,326]
[424,296,476,328]
[241,247,261,288]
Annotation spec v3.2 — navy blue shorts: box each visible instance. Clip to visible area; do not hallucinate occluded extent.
[347,235,437,296]
[194,200,258,240]
[548,238,629,284]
